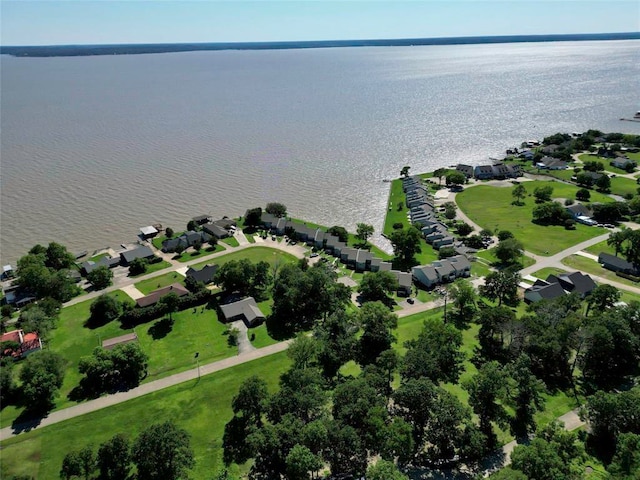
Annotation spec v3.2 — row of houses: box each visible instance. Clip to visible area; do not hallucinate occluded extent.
[411,255,472,289]
[456,162,522,180]
[161,218,237,253]
[81,245,157,275]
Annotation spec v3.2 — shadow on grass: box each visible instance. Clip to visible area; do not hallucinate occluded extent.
[148,318,174,340]
[265,315,296,342]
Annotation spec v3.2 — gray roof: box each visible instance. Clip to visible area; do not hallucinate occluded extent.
[203,223,230,239]
[391,270,413,288]
[449,255,471,272]
[219,297,265,325]
[433,260,455,277]
[525,281,566,302]
[412,264,439,284]
[567,203,592,217]
[186,264,218,284]
[598,252,637,272]
[121,246,155,264]
[355,249,373,264]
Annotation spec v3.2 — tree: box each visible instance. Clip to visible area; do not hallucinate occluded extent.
[400,166,411,177]
[494,237,524,265]
[77,446,96,480]
[480,270,520,306]
[608,433,640,479]
[533,185,554,203]
[576,188,591,201]
[585,284,621,316]
[443,201,457,220]
[128,257,148,275]
[438,246,457,259]
[285,444,322,480]
[433,168,448,185]
[393,378,438,449]
[583,160,605,171]
[446,171,466,187]
[389,228,422,265]
[532,201,570,225]
[244,207,262,228]
[214,259,256,296]
[0,359,15,404]
[89,295,123,324]
[45,242,75,271]
[165,227,174,238]
[19,305,55,337]
[464,361,508,447]
[232,375,269,425]
[607,229,630,257]
[328,225,349,243]
[315,310,357,380]
[97,433,131,480]
[576,172,595,187]
[625,229,640,267]
[79,343,148,395]
[355,223,374,244]
[265,202,287,218]
[366,460,408,480]
[497,230,514,241]
[512,183,527,205]
[60,451,82,480]
[456,222,473,236]
[592,202,629,223]
[507,354,545,438]
[132,421,195,480]
[476,306,518,363]
[401,317,464,384]
[287,335,320,370]
[186,220,198,231]
[596,174,611,192]
[19,350,65,412]
[356,301,398,366]
[358,271,398,307]
[160,292,181,322]
[86,265,113,290]
[448,278,477,327]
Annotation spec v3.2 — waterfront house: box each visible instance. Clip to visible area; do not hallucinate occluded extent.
[355,250,373,272]
[219,297,265,327]
[1,264,14,280]
[120,245,156,266]
[474,165,495,180]
[163,230,212,252]
[370,258,392,272]
[202,223,230,240]
[192,214,212,225]
[136,283,189,308]
[139,225,159,239]
[537,157,568,170]
[81,256,121,275]
[1,284,36,308]
[456,164,474,179]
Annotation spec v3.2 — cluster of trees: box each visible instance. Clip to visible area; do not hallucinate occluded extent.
[389,227,422,267]
[16,242,82,302]
[77,343,148,397]
[575,171,611,192]
[607,228,640,267]
[60,421,194,480]
[86,266,113,290]
[358,270,398,308]
[214,259,272,301]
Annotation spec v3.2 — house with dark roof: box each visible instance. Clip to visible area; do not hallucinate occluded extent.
[219,297,265,327]
[598,252,639,276]
[449,255,472,277]
[212,218,237,230]
[1,329,42,357]
[162,230,212,252]
[474,165,495,180]
[582,171,604,182]
[538,157,568,170]
[433,259,456,283]
[412,264,439,288]
[524,280,567,303]
[611,157,636,170]
[1,284,36,308]
[547,272,597,298]
[370,258,392,272]
[566,203,593,219]
[456,164,474,178]
[120,246,156,266]
[202,223,230,240]
[186,264,219,284]
[192,214,212,225]
[136,283,189,308]
[82,256,121,275]
[433,236,454,249]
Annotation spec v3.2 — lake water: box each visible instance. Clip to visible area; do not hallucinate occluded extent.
[1,40,639,264]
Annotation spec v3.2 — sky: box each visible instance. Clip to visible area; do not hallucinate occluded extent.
[1,0,639,46]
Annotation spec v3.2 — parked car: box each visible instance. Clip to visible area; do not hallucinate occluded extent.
[310,253,319,258]
[407,298,415,304]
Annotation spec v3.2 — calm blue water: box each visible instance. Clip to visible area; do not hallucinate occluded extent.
[1,40,639,263]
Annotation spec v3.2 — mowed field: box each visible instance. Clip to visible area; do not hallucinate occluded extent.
[456,181,611,255]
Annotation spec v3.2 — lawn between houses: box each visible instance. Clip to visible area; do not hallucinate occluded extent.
[456,181,611,256]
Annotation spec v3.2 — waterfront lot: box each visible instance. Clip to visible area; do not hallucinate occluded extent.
[456,181,611,255]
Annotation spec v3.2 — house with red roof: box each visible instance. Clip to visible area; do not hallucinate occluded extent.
[1,329,42,358]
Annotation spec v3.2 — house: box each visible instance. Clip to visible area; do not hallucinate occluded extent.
[456,164,474,178]
[219,297,265,327]
[611,157,636,170]
[162,230,212,252]
[433,259,457,283]
[186,264,219,284]
[355,250,373,272]
[212,218,237,230]
[202,223,230,240]
[582,171,604,182]
[391,270,413,296]
[474,165,495,180]
[519,150,534,160]
[120,246,156,266]
[412,264,439,288]
[136,283,189,308]
[537,156,567,170]
[312,229,326,249]
[547,272,596,298]
[566,204,593,219]
[449,255,472,277]
[1,329,42,357]
[370,258,392,272]
[192,214,212,225]
[598,252,639,276]
[1,265,14,280]
[1,284,36,308]
[340,247,358,267]
[82,256,121,275]
[139,225,159,239]
[433,236,454,249]
[524,280,567,303]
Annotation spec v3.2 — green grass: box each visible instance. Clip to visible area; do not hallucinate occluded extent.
[244,233,256,244]
[562,254,639,289]
[620,290,640,305]
[0,353,291,480]
[583,239,615,257]
[137,306,237,381]
[192,246,298,270]
[134,271,185,295]
[221,236,240,247]
[456,181,610,256]
[475,248,535,269]
[609,176,637,197]
[1,291,135,428]
[129,259,172,278]
[531,267,569,279]
[88,252,108,262]
[249,323,279,349]
[175,245,226,263]
[383,179,409,235]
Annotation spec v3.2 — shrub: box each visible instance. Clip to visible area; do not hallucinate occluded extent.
[564,198,574,206]
[564,218,576,230]
[392,222,404,230]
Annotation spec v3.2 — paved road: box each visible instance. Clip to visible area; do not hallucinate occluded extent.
[0,340,291,441]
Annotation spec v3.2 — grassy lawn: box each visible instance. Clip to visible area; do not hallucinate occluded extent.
[531,267,569,279]
[383,179,409,235]
[470,259,493,278]
[583,239,615,257]
[192,246,298,270]
[129,259,172,278]
[609,176,637,197]
[221,236,240,247]
[475,248,535,270]
[561,254,639,288]
[134,271,185,295]
[456,181,610,256]
[175,244,226,263]
[0,352,291,480]
[249,323,279,349]
[137,306,237,381]
[1,291,135,428]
